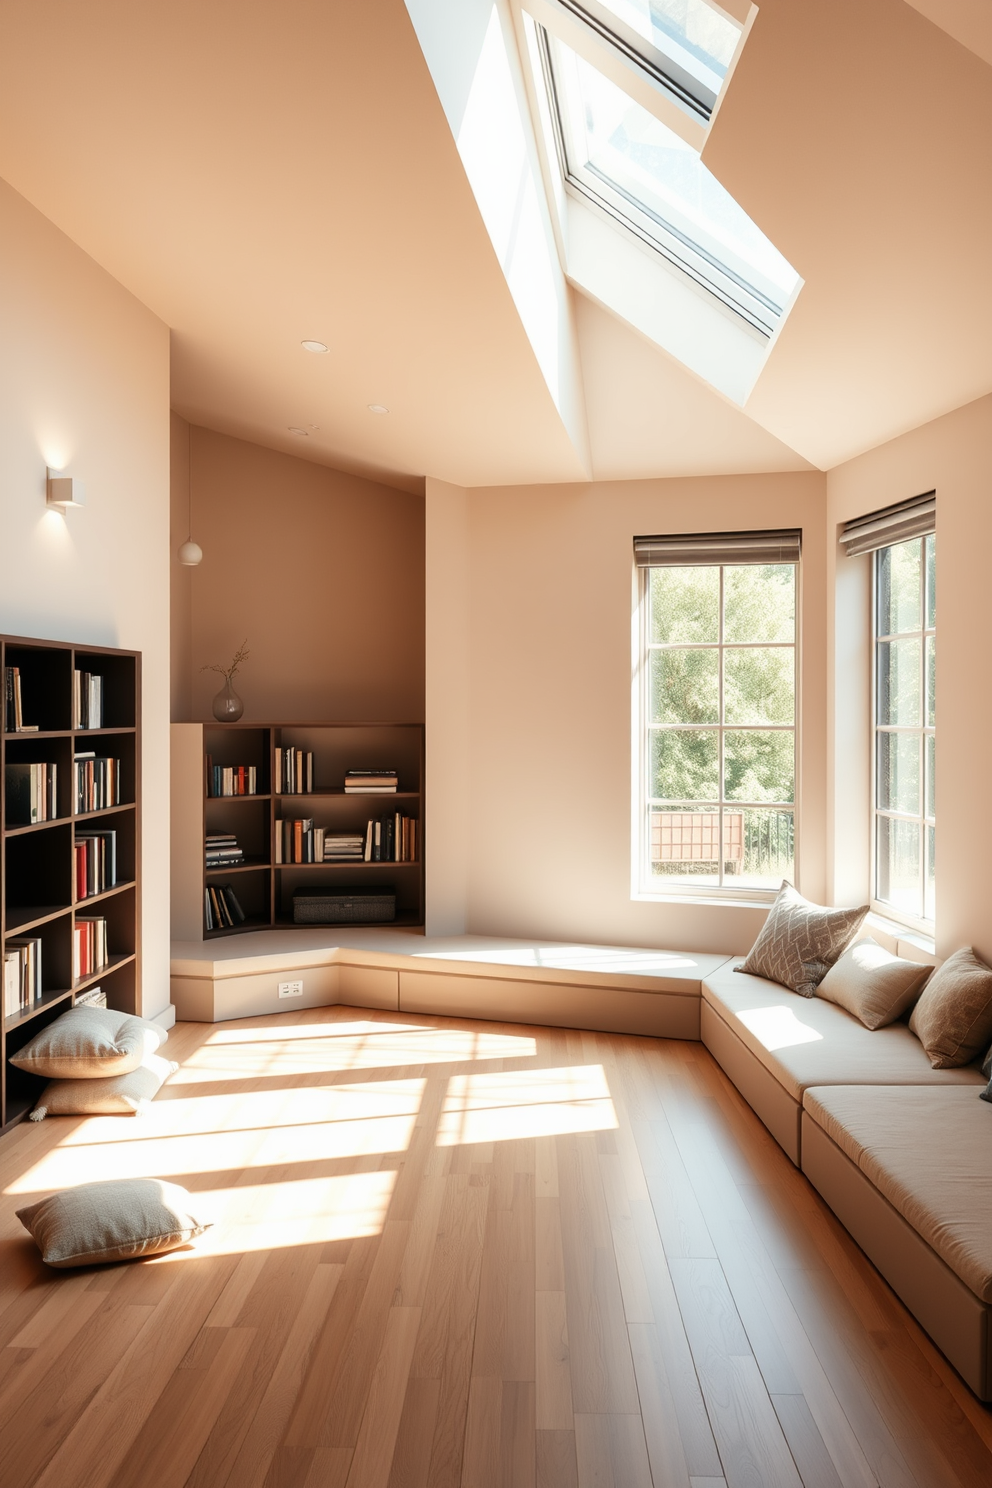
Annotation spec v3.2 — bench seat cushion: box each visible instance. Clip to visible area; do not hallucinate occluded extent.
[702,961,984,1102]
[803,1085,992,1301]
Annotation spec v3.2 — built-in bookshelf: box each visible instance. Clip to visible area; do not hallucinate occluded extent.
[2,635,140,1132]
[171,722,424,940]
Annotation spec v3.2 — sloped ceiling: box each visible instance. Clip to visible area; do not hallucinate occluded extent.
[0,0,987,488]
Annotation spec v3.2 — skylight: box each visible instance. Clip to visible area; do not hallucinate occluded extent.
[540,28,800,335]
[563,0,742,119]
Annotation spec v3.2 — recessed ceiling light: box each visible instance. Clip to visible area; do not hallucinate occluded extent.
[301,340,328,354]
[288,427,308,436]
[368,404,389,415]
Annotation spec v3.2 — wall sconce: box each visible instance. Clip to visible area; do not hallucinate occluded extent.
[46,468,85,508]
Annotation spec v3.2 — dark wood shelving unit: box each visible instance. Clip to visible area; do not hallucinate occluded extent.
[2,634,140,1133]
[172,721,424,940]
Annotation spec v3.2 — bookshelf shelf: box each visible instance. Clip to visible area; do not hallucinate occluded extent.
[3,634,141,1134]
[173,721,424,939]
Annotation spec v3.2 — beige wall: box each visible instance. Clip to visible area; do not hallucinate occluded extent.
[0,176,171,1016]
[827,392,992,961]
[170,412,193,721]
[171,425,425,724]
[426,471,827,955]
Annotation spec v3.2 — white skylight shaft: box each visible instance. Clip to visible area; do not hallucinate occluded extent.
[544,31,799,333]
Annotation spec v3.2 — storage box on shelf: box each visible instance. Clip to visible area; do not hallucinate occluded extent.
[2,635,140,1131]
[171,722,424,940]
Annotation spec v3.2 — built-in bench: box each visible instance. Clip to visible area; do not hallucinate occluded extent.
[169,928,730,1039]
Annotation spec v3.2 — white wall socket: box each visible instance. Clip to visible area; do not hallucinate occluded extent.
[278,980,303,999]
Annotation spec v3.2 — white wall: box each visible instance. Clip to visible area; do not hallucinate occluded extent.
[426,470,826,955]
[827,392,992,961]
[0,176,171,1017]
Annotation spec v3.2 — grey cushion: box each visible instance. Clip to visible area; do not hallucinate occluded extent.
[909,947,992,1068]
[16,1178,210,1267]
[815,937,932,1029]
[735,881,868,997]
[978,1042,992,1103]
[29,1052,178,1119]
[9,1005,166,1079]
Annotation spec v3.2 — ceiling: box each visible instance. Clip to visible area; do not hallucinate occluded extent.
[0,0,988,490]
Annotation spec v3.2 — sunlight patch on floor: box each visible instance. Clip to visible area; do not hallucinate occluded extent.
[6,1080,425,1192]
[437,1064,618,1146]
[153,1169,398,1259]
[168,1022,537,1082]
[736,1005,824,1050]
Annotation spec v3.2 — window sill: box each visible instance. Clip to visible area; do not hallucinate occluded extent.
[632,889,775,911]
[865,910,936,965]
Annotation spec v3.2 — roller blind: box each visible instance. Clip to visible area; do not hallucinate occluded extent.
[633,529,802,568]
[839,492,935,558]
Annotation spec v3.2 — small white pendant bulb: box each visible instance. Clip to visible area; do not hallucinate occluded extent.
[178,427,203,566]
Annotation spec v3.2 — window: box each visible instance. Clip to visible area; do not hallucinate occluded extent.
[635,531,800,897]
[873,533,936,924]
[532,8,800,334]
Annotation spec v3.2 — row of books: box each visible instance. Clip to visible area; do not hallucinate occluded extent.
[75,829,117,899]
[75,753,121,814]
[3,937,42,1016]
[206,831,245,869]
[5,762,58,824]
[4,667,38,733]
[273,814,418,864]
[205,882,247,931]
[73,669,104,730]
[74,916,109,981]
[274,749,313,794]
[344,769,398,794]
[207,762,258,797]
[76,986,107,1009]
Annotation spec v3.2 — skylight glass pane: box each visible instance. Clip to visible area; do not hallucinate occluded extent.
[554,40,799,314]
[596,0,739,91]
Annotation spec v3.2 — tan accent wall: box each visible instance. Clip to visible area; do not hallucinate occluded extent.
[0,175,171,1017]
[826,391,992,960]
[171,424,425,726]
[426,471,827,955]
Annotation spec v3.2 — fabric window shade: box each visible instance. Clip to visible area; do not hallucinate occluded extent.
[634,529,801,568]
[840,492,935,558]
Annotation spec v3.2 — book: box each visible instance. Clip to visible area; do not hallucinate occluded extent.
[204,882,247,931]
[3,950,19,1018]
[344,767,399,794]
[205,830,245,868]
[75,829,117,898]
[206,760,258,797]
[6,937,42,1009]
[3,667,38,731]
[74,753,120,814]
[6,761,58,823]
[74,916,109,981]
[73,670,104,729]
[362,813,418,862]
[275,748,314,794]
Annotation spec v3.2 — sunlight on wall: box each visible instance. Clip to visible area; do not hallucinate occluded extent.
[154,1170,398,1259]
[417,944,700,974]
[736,1005,824,1051]
[437,1063,617,1145]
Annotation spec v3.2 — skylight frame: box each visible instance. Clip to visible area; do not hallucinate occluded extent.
[535,23,796,337]
[547,0,736,123]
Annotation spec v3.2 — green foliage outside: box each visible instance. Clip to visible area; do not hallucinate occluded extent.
[648,564,795,804]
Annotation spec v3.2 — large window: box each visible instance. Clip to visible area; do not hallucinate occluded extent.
[636,532,799,896]
[873,533,936,924]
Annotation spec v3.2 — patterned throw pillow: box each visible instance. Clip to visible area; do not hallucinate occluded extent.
[981,1043,992,1103]
[735,882,869,998]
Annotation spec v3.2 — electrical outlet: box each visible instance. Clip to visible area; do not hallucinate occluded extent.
[278,980,303,999]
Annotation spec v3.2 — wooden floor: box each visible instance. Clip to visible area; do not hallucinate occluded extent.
[2,1007,992,1488]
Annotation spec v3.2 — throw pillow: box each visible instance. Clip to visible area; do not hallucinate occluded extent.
[735,881,868,997]
[980,1043,992,1103]
[909,947,992,1069]
[9,1005,166,1080]
[815,938,933,1029]
[16,1178,210,1267]
[29,1052,178,1120]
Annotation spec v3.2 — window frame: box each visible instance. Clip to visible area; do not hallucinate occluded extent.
[634,552,802,903]
[870,533,935,931]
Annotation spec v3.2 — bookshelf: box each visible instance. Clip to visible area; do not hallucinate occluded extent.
[171,722,424,940]
[2,634,140,1132]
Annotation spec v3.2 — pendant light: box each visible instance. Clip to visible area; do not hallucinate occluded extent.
[178,426,203,566]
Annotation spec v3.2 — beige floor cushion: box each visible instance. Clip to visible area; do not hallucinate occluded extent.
[17,1178,210,1267]
[10,1005,166,1079]
[702,962,985,1102]
[30,1052,178,1119]
[803,1085,992,1302]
